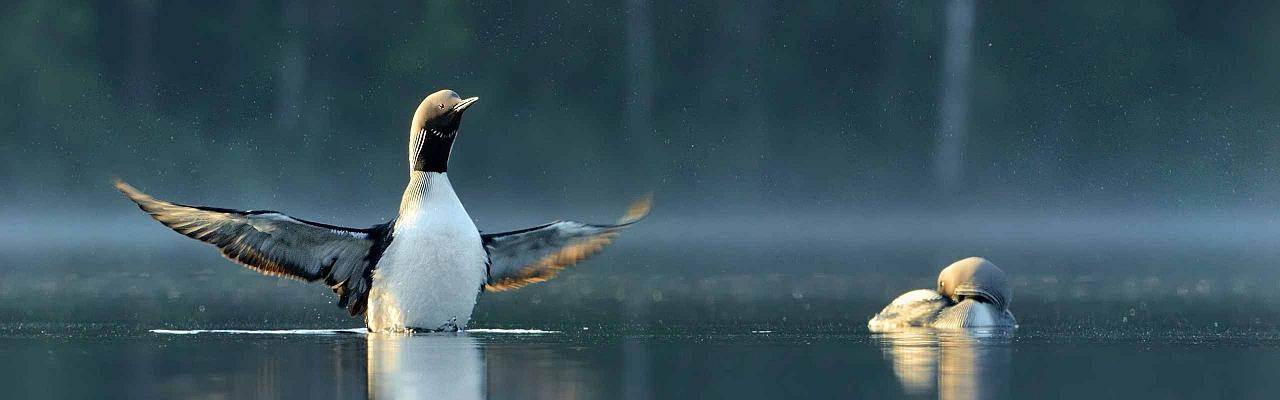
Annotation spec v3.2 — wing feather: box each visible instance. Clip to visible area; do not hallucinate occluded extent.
[482,195,651,291]
[114,180,389,315]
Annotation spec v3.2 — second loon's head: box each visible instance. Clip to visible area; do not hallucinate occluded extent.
[937,257,1011,311]
[409,89,479,173]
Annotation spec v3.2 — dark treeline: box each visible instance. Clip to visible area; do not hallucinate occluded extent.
[4,0,1280,222]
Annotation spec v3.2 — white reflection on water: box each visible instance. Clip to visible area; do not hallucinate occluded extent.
[367,333,484,400]
[149,328,583,399]
[874,329,1012,400]
[150,328,367,335]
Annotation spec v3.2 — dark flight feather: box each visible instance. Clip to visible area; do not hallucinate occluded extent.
[481,195,651,291]
[114,180,390,316]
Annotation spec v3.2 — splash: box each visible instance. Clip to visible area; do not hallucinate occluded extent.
[151,328,366,335]
[464,328,560,334]
[150,327,560,335]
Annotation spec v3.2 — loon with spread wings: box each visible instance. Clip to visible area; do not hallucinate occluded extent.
[116,89,650,333]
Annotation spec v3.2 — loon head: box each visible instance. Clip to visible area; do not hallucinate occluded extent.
[936,257,1011,311]
[408,89,479,173]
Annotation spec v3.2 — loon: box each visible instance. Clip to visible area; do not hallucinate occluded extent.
[116,89,650,333]
[868,257,1016,332]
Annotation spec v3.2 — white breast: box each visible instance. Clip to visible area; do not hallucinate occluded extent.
[367,172,487,332]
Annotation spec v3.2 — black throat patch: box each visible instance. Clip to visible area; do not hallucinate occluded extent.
[411,128,457,173]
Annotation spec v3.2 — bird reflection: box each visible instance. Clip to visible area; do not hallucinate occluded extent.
[366,332,609,400]
[874,328,1012,400]
[367,333,484,400]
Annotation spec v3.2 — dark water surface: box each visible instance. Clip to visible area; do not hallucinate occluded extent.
[5,238,1280,399]
[3,322,1280,399]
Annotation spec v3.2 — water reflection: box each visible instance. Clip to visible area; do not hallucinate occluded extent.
[367,333,484,400]
[874,329,1012,400]
[367,333,610,400]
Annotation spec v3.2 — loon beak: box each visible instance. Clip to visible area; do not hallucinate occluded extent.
[454,97,479,112]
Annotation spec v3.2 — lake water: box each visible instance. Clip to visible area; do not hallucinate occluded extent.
[4,234,1280,399]
[4,322,1279,399]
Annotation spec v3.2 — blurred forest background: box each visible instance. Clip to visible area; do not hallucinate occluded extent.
[4,1,1280,327]
[6,0,1280,217]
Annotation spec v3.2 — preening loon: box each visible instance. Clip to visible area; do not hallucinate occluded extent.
[868,257,1016,332]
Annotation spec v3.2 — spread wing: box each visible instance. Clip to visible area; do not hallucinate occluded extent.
[481,195,652,292]
[114,180,390,316]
